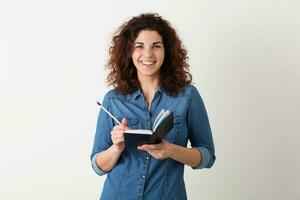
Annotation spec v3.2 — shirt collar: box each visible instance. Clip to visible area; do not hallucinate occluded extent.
[131,87,164,100]
[132,88,142,100]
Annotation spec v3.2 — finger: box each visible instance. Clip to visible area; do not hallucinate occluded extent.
[122,118,128,127]
[111,135,124,143]
[111,136,124,144]
[112,134,124,141]
[111,129,125,136]
[142,144,158,150]
[137,146,151,154]
[137,145,148,151]
[137,145,144,150]
[113,125,126,131]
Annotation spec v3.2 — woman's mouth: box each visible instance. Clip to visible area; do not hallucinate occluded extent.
[140,60,156,65]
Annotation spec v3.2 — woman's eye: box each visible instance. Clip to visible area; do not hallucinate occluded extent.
[135,45,143,49]
[154,45,161,48]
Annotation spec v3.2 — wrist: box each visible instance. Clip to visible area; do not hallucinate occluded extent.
[168,143,177,158]
[111,143,124,154]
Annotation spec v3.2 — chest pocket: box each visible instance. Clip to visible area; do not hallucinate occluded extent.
[164,116,182,142]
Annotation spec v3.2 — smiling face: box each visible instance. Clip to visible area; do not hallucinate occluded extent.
[131,30,165,81]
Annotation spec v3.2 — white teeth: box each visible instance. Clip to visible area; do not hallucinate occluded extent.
[141,61,155,65]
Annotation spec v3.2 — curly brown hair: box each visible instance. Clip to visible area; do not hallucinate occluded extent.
[106,13,192,96]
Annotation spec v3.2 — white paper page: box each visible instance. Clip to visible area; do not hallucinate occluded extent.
[153,110,171,132]
[124,129,153,135]
[152,109,165,130]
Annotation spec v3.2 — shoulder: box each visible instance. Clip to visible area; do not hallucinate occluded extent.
[102,88,134,103]
[103,89,125,99]
[176,84,200,97]
[176,85,205,106]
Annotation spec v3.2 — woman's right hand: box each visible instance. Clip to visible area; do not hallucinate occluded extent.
[111,118,128,153]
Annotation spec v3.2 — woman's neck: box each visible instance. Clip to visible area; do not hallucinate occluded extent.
[139,77,160,108]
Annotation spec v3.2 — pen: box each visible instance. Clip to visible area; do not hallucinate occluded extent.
[96,101,122,125]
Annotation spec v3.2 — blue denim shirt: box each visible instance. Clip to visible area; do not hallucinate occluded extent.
[91,85,215,200]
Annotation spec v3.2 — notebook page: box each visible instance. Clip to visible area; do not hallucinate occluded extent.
[153,110,171,132]
[152,109,165,130]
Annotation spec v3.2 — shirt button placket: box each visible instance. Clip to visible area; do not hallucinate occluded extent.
[138,101,153,200]
[138,154,151,200]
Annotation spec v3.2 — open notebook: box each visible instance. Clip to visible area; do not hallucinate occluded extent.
[124,109,173,147]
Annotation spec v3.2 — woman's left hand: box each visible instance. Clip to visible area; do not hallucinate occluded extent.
[137,140,174,160]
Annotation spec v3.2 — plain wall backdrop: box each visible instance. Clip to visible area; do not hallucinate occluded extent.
[1,0,299,199]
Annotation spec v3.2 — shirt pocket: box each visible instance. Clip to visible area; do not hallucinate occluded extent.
[164,116,182,142]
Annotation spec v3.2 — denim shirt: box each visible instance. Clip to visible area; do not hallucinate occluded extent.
[91,85,216,200]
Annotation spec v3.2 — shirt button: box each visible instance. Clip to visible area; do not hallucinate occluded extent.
[146,157,149,160]
[142,175,145,179]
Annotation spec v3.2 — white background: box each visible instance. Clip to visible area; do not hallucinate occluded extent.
[1,0,299,199]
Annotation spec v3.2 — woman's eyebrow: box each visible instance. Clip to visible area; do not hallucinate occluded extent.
[134,41,163,45]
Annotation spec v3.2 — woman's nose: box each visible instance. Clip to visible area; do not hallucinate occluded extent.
[143,47,154,57]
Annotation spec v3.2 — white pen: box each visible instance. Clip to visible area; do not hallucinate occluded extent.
[96,101,122,125]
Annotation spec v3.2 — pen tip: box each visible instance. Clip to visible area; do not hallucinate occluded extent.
[96,101,101,106]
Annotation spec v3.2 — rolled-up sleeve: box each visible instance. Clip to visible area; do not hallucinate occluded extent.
[193,146,215,169]
[187,86,216,169]
[91,153,107,176]
[90,92,114,176]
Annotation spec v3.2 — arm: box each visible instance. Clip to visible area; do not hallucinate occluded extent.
[91,92,129,175]
[95,144,123,172]
[138,141,201,167]
[186,86,216,168]
[169,144,201,167]
[95,118,127,172]
[94,118,128,172]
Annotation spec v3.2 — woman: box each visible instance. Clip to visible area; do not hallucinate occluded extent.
[91,13,215,200]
